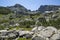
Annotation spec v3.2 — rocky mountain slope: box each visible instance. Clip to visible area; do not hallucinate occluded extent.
[38,5,60,13]
[0,4,60,14]
[7,4,29,14]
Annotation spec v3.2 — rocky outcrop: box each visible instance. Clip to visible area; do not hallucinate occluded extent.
[0,26,60,40]
[32,26,60,40]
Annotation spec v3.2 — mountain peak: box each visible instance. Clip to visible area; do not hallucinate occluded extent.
[14,4,23,7]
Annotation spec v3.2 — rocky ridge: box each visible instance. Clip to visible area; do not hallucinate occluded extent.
[38,5,60,13]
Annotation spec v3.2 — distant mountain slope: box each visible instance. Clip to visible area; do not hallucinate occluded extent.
[0,4,60,15]
[38,5,60,13]
[0,7,12,15]
[7,4,29,14]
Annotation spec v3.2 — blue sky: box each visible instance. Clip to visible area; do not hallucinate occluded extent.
[0,0,60,11]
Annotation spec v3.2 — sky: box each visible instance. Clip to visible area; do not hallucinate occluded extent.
[0,0,60,11]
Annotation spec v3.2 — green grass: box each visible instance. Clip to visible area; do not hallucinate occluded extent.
[23,28,32,31]
[9,27,32,31]
[0,14,3,18]
[17,38,31,40]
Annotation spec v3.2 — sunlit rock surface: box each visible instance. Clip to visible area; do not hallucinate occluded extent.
[0,26,60,40]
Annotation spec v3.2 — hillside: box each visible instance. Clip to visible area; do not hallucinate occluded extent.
[0,7,12,15]
[0,4,60,40]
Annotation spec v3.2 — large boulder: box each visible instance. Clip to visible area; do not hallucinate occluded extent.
[39,26,57,38]
[32,36,47,40]
[50,34,60,40]
[0,30,18,39]
[24,34,32,39]
[8,33,16,38]
[7,30,18,39]
[57,29,60,34]
[50,29,60,40]
[18,31,33,37]
[32,32,49,40]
